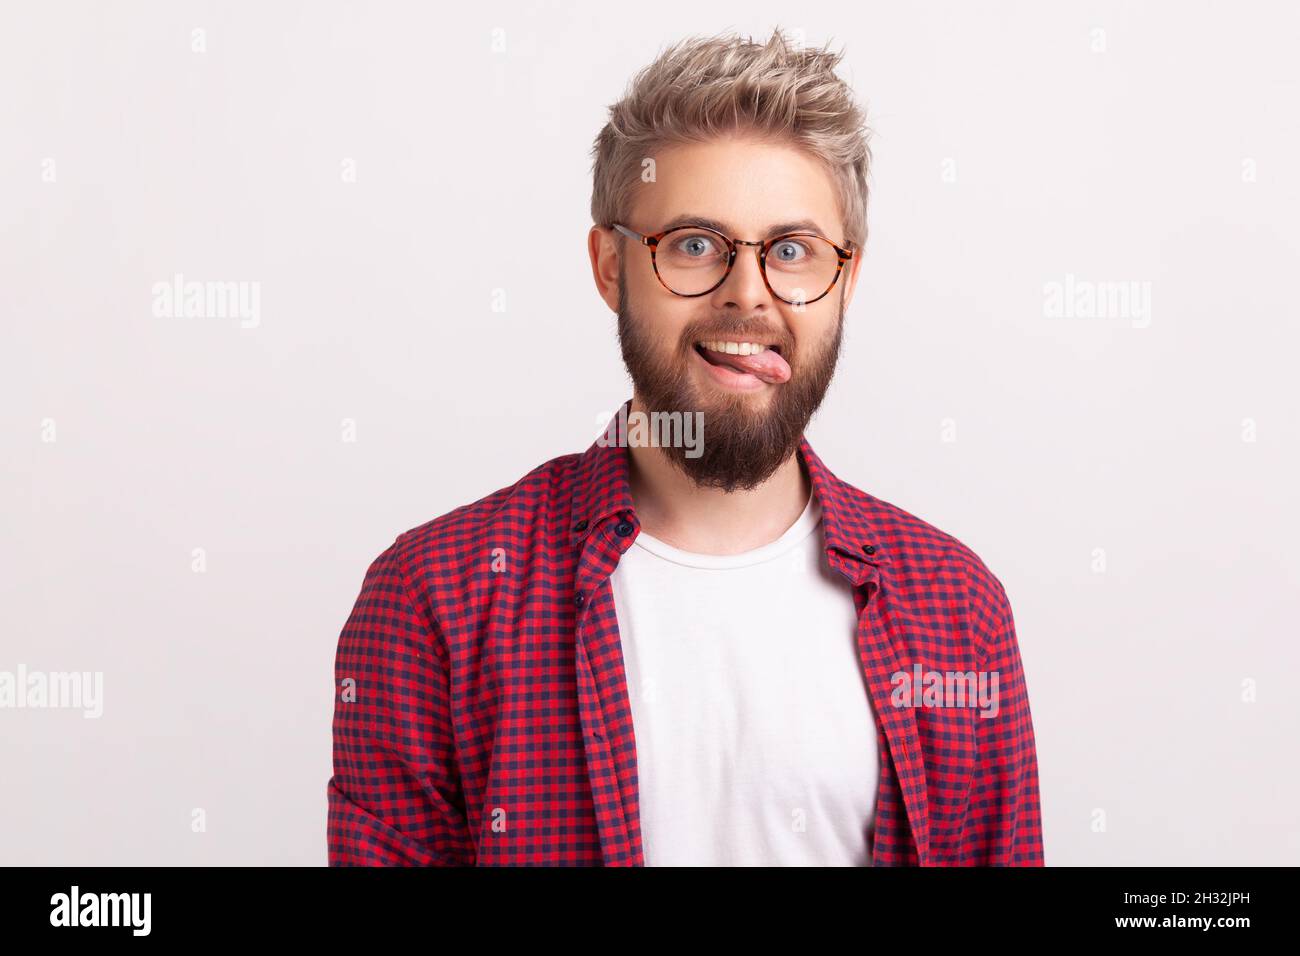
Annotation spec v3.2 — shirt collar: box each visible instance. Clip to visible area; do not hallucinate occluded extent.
[570,400,890,582]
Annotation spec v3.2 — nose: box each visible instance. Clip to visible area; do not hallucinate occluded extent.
[708,240,772,311]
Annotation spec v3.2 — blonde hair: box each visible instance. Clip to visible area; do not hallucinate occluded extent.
[589,28,872,251]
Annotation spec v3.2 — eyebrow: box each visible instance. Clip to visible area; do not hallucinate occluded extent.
[661,214,831,240]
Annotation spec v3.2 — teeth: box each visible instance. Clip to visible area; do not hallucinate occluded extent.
[700,341,769,355]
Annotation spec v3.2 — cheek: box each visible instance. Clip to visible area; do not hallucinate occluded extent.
[629,254,676,298]
[788,307,838,358]
[630,296,696,348]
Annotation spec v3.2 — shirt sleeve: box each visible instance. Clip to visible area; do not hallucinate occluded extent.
[962,576,1045,865]
[327,538,474,865]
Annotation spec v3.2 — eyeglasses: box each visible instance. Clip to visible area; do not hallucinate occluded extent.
[611,221,854,306]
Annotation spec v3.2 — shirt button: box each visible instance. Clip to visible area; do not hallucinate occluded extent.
[614,520,634,537]
[863,544,877,556]
[574,593,585,607]
[573,519,588,532]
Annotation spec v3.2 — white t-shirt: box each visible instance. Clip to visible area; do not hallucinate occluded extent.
[608,489,879,866]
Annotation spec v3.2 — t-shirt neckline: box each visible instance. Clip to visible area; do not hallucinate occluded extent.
[630,489,822,570]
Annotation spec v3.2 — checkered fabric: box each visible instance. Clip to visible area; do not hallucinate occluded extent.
[328,400,1044,866]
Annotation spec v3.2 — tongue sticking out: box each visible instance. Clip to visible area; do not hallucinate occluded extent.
[700,346,792,385]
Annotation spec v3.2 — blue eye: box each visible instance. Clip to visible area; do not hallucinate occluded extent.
[771,239,808,262]
[676,234,718,257]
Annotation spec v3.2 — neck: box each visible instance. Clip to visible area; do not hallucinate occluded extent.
[624,394,811,555]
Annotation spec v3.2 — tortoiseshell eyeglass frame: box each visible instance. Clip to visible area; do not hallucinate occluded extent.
[611,221,855,306]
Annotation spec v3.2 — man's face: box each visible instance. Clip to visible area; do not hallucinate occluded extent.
[594,133,862,492]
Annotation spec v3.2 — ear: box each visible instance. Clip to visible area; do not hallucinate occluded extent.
[588,225,622,313]
[839,243,865,309]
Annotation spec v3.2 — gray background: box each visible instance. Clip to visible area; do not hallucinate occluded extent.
[2,0,1297,865]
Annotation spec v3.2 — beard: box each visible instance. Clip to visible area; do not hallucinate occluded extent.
[616,261,845,493]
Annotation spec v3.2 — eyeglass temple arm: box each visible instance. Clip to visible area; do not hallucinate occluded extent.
[612,223,650,245]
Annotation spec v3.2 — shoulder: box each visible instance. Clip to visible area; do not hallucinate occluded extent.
[378,450,582,597]
[833,476,1014,651]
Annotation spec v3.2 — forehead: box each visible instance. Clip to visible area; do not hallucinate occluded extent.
[630,134,843,240]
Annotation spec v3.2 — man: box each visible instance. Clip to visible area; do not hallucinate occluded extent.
[328,28,1043,866]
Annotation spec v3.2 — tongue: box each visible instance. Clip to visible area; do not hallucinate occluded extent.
[706,347,792,384]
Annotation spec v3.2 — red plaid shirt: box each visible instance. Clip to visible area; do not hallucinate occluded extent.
[328,402,1044,866]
